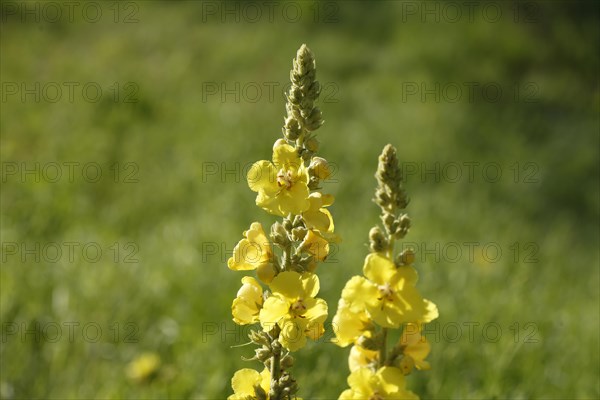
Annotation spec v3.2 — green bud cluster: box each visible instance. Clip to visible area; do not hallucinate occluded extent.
[370,144,411,258]
[282,44,324,162]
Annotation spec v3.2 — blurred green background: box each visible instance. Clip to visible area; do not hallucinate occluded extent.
[1,1,599,399]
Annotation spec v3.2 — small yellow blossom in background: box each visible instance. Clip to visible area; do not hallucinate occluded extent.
[247,139,310,216]
[228,368,270,400]
[232,276,264,325]
[228,222,276,283]
[332,299,373,347]
[338,366,418,400]
[397,324,431,375]
[341,253,438,328]
[126,352,160,384]
[259,271,327,351]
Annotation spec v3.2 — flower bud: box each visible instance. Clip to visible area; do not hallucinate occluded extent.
[270,221,289,246]
[305,137,319,153]
[283,116,302,141]
[291,227,307,241]
[305,106,323,131]
[255,347,272,362]
[398,355,415,375]
[280,354,294,369]
[309,157,331,180]
[369,226,388,253]
[396,249,415,266]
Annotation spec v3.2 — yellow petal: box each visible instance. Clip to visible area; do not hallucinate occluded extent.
[259,296,288,328]
[377,366,407,395]
[363,253,397,285]
[279,319,307,352]
[227,239,256,271]
[272,141,301,170]
[347,368,375,395]
[348,345,379,372]
[277,181,310,215]
[230,368,261,396]
[301,272,320,298]
[247,161,278,194]
[256,262,276,284]
[269,271,304,299]
[299,230,330,261]
[341,276,379,312]
[332,299,372,347]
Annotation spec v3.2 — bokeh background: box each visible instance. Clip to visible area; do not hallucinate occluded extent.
[1,1,599,399]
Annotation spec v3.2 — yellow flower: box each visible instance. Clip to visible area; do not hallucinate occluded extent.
[259,271,327,352]
[298,229,330,262]
[341,253,438,329]
[126,352,160,384]
[348,344,379,372]
[247,139,310,216]
[232,277,264,325]
[339,367,418,400]
[228,222,276,283]
[397,324,431,375]
[228,368,270,400]
[332,299,373,347]
[303,192,340,243]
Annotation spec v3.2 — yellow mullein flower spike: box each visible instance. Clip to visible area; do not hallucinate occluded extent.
[259,271,327,352]
[247,139,310,217]
[232,277,264,325]
[338,367,418,400]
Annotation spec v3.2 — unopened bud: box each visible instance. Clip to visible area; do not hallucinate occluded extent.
[369,226,388,253]
[396,249,415,266]
[309,157,331,180]
[271,222,289,246]
[305,137,319,153]
[291,227,307,241]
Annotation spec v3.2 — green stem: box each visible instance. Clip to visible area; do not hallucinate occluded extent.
[269,326,282,400]
[270,351,281,400]
[379,328,388,368]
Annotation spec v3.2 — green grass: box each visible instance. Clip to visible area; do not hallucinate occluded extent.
[1,1,599,399]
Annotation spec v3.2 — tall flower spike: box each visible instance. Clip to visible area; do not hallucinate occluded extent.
[228,44,336,400]
[334,144,438,399]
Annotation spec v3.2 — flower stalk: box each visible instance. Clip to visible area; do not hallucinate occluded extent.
[226,44,337,400]
[332,144,439,399]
